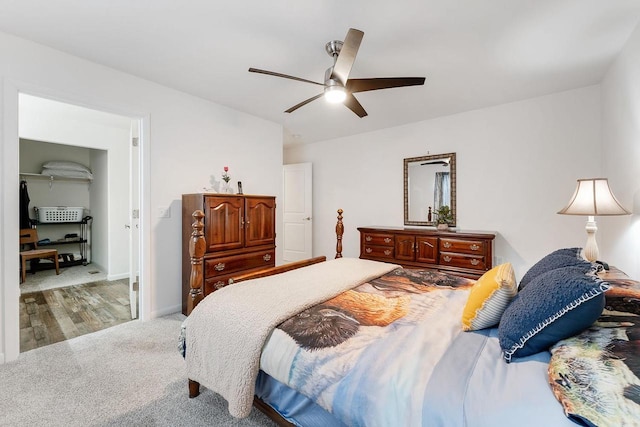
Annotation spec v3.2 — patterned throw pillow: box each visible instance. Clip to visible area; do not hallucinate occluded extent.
[498,266,609,363]
[519,248,591,290]
[461,263,517,331]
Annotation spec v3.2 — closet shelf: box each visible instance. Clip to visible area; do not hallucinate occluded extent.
[20,172,91,189]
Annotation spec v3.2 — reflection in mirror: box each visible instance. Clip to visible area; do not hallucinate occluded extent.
[404,153,456,226]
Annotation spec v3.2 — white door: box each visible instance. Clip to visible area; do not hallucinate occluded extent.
[282,163,313,262]
[128,122,140,319]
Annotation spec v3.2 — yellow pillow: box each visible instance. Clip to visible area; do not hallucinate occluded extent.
[461,262,517,331]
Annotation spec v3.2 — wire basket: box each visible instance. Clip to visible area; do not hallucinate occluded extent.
[35,207,85,223]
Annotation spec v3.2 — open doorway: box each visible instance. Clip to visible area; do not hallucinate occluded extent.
[17,94,141,352]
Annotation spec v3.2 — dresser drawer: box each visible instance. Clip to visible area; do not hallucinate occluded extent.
[205,249,275,278]
[204,273,236,294]
[439,238,485,255]
[362,232,395,247]
[439,252,486,271]
[362,245,395,259]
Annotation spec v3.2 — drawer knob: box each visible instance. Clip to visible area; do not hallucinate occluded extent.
[384,237,392,243]
[214,280,226,290]
[443,241,452,248]
[366,236,372,242]
[263,254,272,262]
[470,259,480,266]
[384,250,391,256]
[365,248,372,253]
[443,255,452,262]
[470,244,480,251]
[214,262,225,271]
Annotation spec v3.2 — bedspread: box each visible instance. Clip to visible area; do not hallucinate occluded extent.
[183,257,399,418]
[260,268,574,427]
[549,311,640,427]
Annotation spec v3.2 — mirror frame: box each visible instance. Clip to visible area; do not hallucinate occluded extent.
[403,152,457,227]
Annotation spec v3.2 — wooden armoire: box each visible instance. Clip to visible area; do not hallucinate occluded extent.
[181,194,276,314]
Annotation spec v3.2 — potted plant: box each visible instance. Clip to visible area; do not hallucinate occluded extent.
[435,205,453,230]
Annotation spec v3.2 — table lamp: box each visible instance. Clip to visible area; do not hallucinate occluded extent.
[558,178,630,262]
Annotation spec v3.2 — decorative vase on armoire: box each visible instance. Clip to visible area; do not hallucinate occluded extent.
[221,181,233,194]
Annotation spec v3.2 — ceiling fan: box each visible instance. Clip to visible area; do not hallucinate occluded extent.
[248,28,426,118]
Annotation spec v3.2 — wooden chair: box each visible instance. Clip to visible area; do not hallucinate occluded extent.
[20,228,60,284]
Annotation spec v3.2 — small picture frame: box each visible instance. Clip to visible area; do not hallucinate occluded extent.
[237,181,243,195]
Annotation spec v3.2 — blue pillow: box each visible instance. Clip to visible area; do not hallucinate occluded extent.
[519,248,590,290]
[499,266,609,363]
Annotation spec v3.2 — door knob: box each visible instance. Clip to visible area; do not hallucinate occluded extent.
[304,217,312,220]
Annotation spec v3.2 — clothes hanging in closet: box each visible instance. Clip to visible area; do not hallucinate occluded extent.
[20,180,32,229]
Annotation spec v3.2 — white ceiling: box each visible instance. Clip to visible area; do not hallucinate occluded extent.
[1,0,639,145]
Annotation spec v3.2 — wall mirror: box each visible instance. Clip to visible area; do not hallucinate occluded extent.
[404,152,456,226]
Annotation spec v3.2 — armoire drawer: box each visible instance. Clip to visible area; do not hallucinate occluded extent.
[439,238,485,255]
[205,249,275,278]
[439,252,486,271]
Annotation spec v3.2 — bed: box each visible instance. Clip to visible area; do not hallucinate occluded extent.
[180,209,640,427]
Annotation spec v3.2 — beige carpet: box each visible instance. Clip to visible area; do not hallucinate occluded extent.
[0,313,276,427]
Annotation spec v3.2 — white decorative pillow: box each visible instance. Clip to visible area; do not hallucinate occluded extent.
[42,160,91,173]
[41,168,93,180]
[461,263,517,331]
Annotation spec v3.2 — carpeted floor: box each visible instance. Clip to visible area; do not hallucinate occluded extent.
[0,313,276,427]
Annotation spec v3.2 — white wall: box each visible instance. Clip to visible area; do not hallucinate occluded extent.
[0,31,283,363]
[600,22,640,279]
[285,86,602,280]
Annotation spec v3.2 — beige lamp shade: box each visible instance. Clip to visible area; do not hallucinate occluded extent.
[558,178,630,216]
[558,178,630,262]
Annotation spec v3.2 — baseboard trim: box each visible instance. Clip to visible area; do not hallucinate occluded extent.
[151,305,182,319]
[107,273,129,281]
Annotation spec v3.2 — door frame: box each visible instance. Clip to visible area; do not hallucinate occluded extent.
[1,80,151,363]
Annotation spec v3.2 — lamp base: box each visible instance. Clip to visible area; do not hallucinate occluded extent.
[582,216,599,262]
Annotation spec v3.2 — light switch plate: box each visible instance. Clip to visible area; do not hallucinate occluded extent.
[158,207,171,218]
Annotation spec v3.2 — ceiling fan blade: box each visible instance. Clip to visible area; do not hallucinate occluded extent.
[344,94,368,118]
[331,28,364,85]
[248,68,325,87]
[346,77,426,93]
[285,93,325,113]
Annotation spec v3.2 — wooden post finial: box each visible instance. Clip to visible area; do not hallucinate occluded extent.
[335,208,344,259]
[187,209,206,315]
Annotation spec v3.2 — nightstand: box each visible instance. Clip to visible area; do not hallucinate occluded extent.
[600,266,640,315]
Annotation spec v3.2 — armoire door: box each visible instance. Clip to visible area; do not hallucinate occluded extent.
[245,196,276,247]
[204,196,244,252]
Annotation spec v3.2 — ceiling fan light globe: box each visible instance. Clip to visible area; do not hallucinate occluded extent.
[325,86,346,103]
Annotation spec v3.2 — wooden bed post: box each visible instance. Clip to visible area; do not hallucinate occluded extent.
[335,208,343,259]
[188,210,206,399]
[187,209,206,316]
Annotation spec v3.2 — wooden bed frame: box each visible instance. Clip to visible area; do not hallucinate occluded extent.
[185,208,345,426]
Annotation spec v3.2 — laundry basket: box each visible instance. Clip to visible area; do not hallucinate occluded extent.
[35,207,85,223]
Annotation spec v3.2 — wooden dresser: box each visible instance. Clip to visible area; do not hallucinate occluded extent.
[358,226,495,279]
[181,194,276,314]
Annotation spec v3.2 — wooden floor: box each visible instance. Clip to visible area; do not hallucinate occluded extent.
[20,279,132,352]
